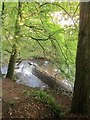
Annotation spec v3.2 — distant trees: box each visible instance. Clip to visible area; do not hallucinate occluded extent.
[71,2,90,115]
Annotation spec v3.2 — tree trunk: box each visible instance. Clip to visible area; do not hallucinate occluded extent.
[6,44,17,79]
[71,2,90,115]
[1,2,4,16]
[6,2,21,80]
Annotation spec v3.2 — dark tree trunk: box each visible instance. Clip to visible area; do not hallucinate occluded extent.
[6,44,17,79]
[6,2,21,79]
[1,2,4,16]
[71,2,90,115]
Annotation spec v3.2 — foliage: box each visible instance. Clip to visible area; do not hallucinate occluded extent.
[26,90,61,117]
[1,2,79,81]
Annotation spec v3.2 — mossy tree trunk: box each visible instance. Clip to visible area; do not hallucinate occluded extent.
[6,2,22,79]
[6,44,17,79]
[71,2,90,115]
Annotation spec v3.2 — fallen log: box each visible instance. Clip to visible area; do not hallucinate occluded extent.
[33,66,73,95]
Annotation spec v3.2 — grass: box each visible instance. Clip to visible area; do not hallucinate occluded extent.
[26,89,61,117]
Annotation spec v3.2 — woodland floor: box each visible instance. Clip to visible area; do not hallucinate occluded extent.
[1,78,90,120]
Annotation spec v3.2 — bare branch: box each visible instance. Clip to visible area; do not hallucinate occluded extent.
[4,49,11,54]
[72,3,80,17]
[36,40,46,58]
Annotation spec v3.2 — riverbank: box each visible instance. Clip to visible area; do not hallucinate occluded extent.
[2,79,89,120]
[2,78,71,119]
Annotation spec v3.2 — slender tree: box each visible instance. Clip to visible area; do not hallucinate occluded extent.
[6,2,22,79]
[71,2,90,115]
[1,2,4,16]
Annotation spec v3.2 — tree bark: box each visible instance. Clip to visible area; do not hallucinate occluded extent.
[6,2,21,79]
[71,2,90,115]
[1,2,4,16]
[6,44,17,79]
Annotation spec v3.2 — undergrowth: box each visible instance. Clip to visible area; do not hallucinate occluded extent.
[26,90,61,117]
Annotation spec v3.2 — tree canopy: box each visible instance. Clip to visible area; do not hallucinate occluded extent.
[1,1,79,80]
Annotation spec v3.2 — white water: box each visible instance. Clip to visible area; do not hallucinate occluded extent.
[15,61,48,89]
[1,60,73,91]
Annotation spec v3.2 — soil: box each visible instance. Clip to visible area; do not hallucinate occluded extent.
[1,78,90,120]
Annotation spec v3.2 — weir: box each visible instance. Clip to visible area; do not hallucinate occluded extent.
[1,60,73,96]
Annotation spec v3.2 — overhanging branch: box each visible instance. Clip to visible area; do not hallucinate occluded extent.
[40,2,78,30]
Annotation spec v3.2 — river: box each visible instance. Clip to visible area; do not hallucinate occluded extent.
[1,58,73,92]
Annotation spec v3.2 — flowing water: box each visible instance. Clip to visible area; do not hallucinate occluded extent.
[1,59,73,91]
[15,61,48,89]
